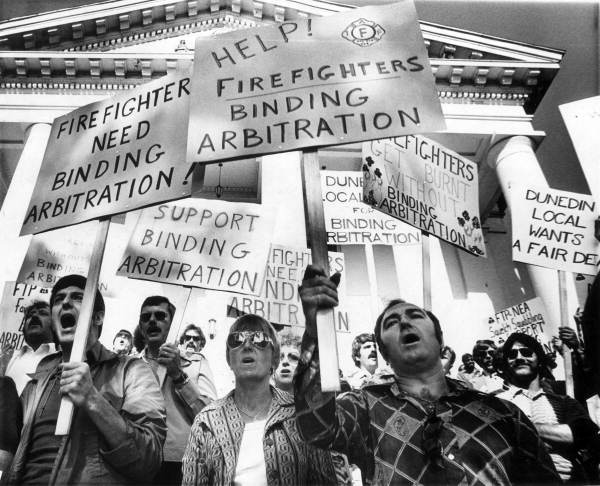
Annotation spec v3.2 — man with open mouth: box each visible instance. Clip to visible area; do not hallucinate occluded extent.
[294,264,560,485]
[3,274,166,485]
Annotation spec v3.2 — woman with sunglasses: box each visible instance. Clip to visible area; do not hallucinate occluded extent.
[182,314,337,485]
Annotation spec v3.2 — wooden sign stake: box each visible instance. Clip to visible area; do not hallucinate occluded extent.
[301,149,341,392]
[558,270,574,398]
[55,218,110,435]
[421,231,432,309]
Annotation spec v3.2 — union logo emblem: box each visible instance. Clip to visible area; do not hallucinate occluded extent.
[341,18,385,47]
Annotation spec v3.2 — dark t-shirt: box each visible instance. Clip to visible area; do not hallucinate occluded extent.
[21,368,63,485]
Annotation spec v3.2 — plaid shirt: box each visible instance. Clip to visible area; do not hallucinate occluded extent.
[295,341,560,485]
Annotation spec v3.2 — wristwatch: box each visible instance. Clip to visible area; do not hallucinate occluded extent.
[172,371,189,386]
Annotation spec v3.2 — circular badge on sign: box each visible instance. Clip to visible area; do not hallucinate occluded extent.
[342,18,386,47]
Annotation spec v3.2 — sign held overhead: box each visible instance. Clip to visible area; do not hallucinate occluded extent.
[187,2,445,163]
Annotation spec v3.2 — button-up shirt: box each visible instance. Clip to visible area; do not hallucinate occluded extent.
[5,343,56,395]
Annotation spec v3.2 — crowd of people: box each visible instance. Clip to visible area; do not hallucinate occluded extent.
[0,266,599,485]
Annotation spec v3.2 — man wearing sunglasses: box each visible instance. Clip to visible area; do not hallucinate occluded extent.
[295,265,560,485]
[498,332,599,483]
[136,296,216,486]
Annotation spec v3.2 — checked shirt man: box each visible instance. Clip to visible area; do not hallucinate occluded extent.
[294,265,560,485]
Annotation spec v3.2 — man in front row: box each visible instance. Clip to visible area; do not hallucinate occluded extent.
[294,265,560,485]
[136,296,217,485]
[4,275,166,485]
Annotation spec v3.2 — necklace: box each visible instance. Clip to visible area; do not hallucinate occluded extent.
[235,396,272,421]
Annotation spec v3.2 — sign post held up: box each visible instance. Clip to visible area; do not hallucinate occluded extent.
[55,218,110,435]
[301,149,340,392]
[558,270,574,398]
[421,231,431,310]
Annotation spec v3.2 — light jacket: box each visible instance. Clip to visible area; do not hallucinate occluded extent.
[3,342,167,485]
[182,386,337,486]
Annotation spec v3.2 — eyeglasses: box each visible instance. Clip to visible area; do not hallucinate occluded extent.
[507,347,534,360]
[183,335,201,342]
[140,310,168,323]
[422,408,444,468]
[227,331,273,350]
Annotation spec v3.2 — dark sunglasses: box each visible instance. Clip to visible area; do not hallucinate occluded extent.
[183,335,201,342]
[227,331,273,349]
[422,408,445,468]
[140,310,168,323]
[507,347,534,359]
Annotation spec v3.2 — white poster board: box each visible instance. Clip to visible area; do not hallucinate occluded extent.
[187,2,444,163]
[511,185,599,275]
[362,136,486,256]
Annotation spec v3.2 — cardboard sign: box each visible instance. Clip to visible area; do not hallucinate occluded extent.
[227,243,351,330]
[362,136,486,256]
[321,170,421,245]
[488,297,554,352]
[0,282,49,350]
[22,74,193,235]
[17,221,96,287]
[511,185,599,275]
[117,199,274,295]
[187,2,444,163]
[559,96,600,205]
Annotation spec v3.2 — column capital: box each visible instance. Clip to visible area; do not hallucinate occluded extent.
[486,135,539,171]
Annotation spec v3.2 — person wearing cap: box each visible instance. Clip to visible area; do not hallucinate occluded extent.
[112,329,133,356]
[182,314,338,485]
[498,332,599,483]
[135,297,216,485]
[2,274,167,485]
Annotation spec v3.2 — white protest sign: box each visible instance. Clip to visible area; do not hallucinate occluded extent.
[117,199,274,295]
[17,221,96,287]
[0,282,49,350]
[22,74,193,235]
[362,136,486,257]
[511,185,599,275]
[227,244,352,331]
[488,297,554,352]
[559,96,600,205]
[321,170,421,245]
[187,2,444,163]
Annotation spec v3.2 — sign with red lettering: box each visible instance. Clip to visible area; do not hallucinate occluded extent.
[511,185,599,275]
[21,74,193,235]
[117,199,274,295]
[187,2,444,163]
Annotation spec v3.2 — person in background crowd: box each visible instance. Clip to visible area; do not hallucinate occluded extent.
[498,332,599,483]
[5,301,56,395]
[3,274,166,485]
[456,353,476,380]
[178,323,217,400]
[440,345,456,376]
[553,325,587,403]
[0,376,21,474]
[294,265,560,485]
[135,296,216,486]
[346,333,378,389]
[112,328,133,356]
[467,339,504,393]
[182,314,338,485]
[272,332,301,394]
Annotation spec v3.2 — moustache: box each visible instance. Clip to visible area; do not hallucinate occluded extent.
[27,316,42,327]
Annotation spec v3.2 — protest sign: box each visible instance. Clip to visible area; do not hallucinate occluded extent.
[186,2,444,164]
[17,221,96,287]
[511,185,599,275]
[559,96,600,205]
[21,74,193,235]
[0,282,49,350]
[117,199,274,295]
[321,170,420,245]
[227,243,350,329]
[362,136,486,257]
[488,297,554,352]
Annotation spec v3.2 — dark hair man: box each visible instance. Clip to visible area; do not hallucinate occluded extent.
[498,332,599,482]
[136,296,217,485]
[5,300,55,395]
[462,339,504,393]
[3,274,166,485]
[178,323,207,356]
[346,333,378,389]
[112,329,133,356]
[294,265,560,485]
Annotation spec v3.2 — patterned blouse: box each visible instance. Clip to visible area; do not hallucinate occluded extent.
[182,386,338,485]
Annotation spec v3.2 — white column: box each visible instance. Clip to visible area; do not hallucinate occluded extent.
[0,123,51,283]
[486,135,572,327]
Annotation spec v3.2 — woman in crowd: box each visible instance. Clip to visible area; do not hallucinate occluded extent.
[182,314,337,485]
